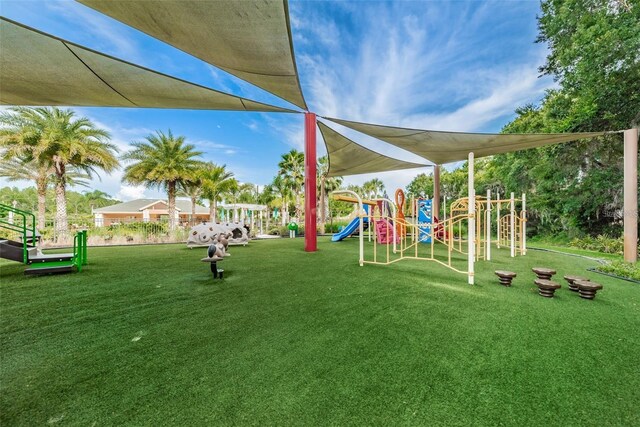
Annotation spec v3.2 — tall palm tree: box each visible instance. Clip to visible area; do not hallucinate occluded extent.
[178,169,205,222]
[0,157,51,229]
[0,107,118,238]
[270,175,292,225]
[278,149,305,218]
[122,130,202,230]
[317,156,343,231]
[0,158,92,229]
[200,163,235,223]
[363,178,385,199]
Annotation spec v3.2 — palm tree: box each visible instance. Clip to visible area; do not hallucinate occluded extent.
[317,156,343,231]
[270,175,292,225]
[0,158,92,229]
[200,163,235,223]
[278,149,305,218]
[363,178,385,199]
[0,157,50,229]
[0,107,118,238]
[122,130,202,230]
[178,169,205,223]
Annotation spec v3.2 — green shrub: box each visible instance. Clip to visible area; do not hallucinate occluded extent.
[596,261,640,281]
[569,235,624,254]
[107,221,169,235]
[323,221,350,234]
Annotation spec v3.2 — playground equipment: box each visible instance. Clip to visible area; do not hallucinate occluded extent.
[394,189,407,238]
[187,222,248,247]
[201,239,226,279]
[331,188,528,284]
[331,194,374,242]
[331,194,400,246]
[287,221,298,238]
[0,203,87,275]
[445,191,527,261]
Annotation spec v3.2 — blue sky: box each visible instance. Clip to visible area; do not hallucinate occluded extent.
[1,0,554,201]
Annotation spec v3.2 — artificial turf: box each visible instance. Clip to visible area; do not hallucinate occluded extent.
[1,237,639,425]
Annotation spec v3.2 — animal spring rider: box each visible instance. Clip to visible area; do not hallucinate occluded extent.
[201,233,230,279]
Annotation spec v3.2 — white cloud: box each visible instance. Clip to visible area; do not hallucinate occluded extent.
[290,1,554,192]
[45,2,142,62]
[116,185,147,201]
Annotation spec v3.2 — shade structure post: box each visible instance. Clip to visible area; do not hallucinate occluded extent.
[486,189,491,261]
[522,193,527,255]
[433,165,440,218]
[510,192,515,257]
[624,128,638,262]
[468,152,475,285]
[304,112,317,252]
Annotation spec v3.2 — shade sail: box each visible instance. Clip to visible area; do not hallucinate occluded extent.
[326,117,607,164]
[78,0,308,110]
[0,18,295,113]
[318,122,429,177]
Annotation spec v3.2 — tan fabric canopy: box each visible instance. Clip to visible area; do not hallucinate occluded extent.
[318,122,428,177]
[0,18,294,113]
[326,117,607,164]
[78,0,308,110]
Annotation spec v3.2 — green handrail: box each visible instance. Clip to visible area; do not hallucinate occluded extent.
[0,203,36,264]
[72,230,88,271]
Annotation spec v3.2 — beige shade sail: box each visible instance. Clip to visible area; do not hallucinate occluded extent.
[0,18,295,113]
[318,122,429,177]
[326,117,608,164]
[78,0,308,110]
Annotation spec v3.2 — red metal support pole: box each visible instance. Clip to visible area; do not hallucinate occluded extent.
[433,165,440,218]
[304,112,317,252]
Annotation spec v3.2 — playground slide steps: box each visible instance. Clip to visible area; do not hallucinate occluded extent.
[1,238,76,275]
[25,264,75,275]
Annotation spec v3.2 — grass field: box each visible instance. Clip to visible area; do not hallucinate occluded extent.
[1,237,639,425]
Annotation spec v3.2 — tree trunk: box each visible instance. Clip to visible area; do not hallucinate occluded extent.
[212,199,218,223]
[191,196,196,225]
[168,181,176,230]
[54,173,68,242]
[36,176,47,231]
[295,191,302,220]
[209,198,215,223]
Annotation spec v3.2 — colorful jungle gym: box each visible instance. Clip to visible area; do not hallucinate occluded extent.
[332,181,527,285]
[0,203,87,275]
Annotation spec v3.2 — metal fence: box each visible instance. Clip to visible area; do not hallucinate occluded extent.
[38,217,206,247]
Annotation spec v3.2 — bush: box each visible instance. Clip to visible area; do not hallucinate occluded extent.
[596,261,640,281]
[569,235,624,254]
[107,221,169,235]
[323,221,350,234]
[268,226,305,237]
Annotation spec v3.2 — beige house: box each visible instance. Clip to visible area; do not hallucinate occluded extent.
[93,199,210,226]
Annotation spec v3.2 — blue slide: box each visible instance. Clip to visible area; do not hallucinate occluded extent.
[332,205,369,242]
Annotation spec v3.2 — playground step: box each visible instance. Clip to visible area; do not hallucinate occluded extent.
[29,253,74,264]
[25,264,75,275]
[0,239,30,263]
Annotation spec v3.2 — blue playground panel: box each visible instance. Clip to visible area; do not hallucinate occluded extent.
[417,199,432,243]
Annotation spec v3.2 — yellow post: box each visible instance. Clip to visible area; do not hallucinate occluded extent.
[486,189,491,261]
[510,192,515,258]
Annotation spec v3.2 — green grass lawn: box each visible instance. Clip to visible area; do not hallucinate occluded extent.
[1,237,639,425]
